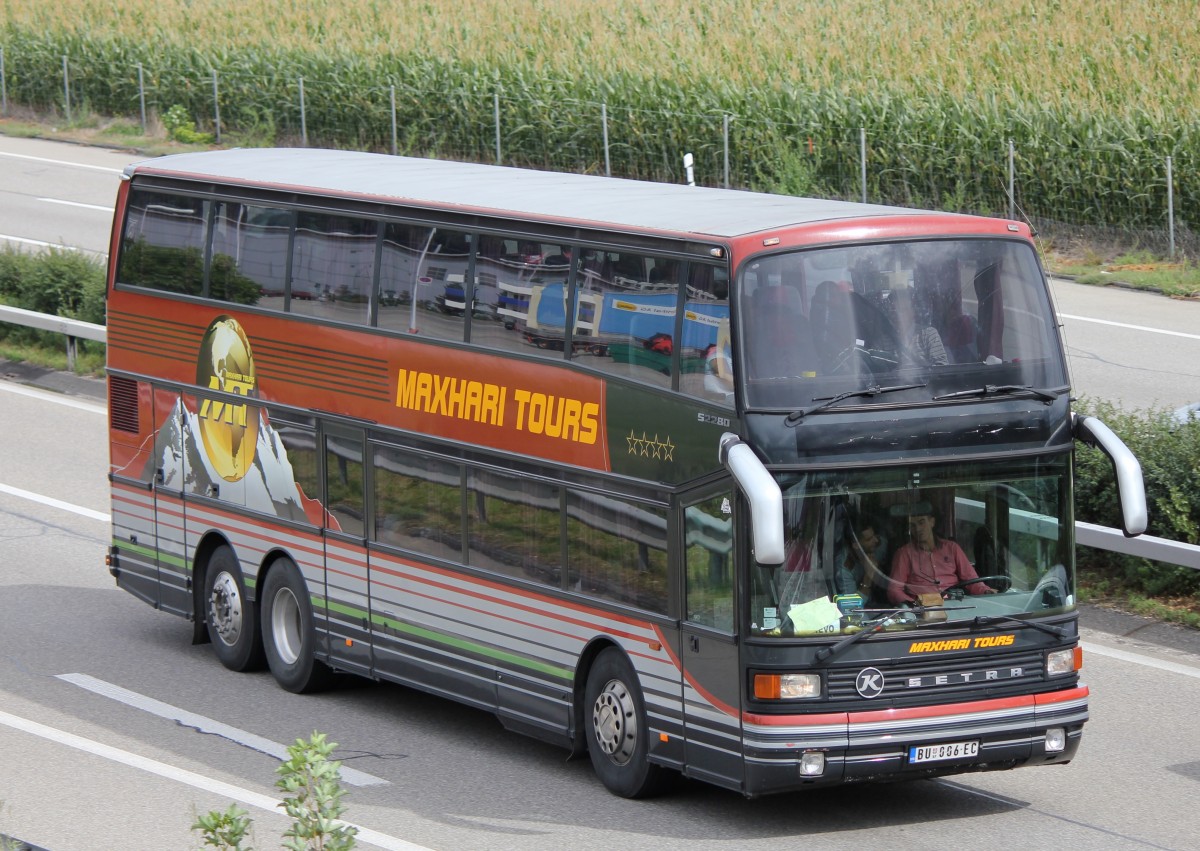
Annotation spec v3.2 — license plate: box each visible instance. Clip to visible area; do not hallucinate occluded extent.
[909,740,980,764]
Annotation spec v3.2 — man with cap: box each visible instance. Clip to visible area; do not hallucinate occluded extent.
[887,503,996,605]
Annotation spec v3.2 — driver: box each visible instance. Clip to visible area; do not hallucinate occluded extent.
[887,503,996,604]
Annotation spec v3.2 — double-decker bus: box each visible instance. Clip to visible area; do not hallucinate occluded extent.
[104,148,1146,798]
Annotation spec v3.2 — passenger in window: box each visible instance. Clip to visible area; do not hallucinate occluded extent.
[889,288,948,366]
[888,504,996,604]
[834,513,888,602]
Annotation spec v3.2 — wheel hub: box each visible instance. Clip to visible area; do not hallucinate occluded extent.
[592,679,637,765]
[209,571,242,646]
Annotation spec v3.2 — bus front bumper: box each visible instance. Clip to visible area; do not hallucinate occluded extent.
[741,686,1087,797]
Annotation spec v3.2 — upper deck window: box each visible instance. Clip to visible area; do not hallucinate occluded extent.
[738,239,1066,409]
[118,189,209,296]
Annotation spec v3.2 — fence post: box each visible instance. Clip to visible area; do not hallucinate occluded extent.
[859,127,867,203]
[1,47,7,116]
[1008,138,1016,220]
[211,69,221,144]
[390,85,398,156]
[137,63,146,135]
[298,77,307,146]
[494,93,501,165]
[602,102,611,177]
[1167,156,1176,260]
[723,114,731,189]
[62,55,71,123]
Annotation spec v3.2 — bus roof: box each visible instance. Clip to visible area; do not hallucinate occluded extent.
[126,148,963,240]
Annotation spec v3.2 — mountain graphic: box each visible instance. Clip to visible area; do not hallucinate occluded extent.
[148,398,324,525]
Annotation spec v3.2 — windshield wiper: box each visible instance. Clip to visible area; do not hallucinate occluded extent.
[968,613,1069,638]
[814,606,917,663]
[932,384,1066,404]
[786,382,927,426]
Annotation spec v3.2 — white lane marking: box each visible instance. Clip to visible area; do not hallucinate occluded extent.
[0,233,83,251]
[0,482,109,522]
[0,379,106,413]
[1059,313,1200,342]
[0,150,125,173]
[1082,641,1200,680]
[38,197,114,212]
[58,673,389,787]
[0,709,430,851]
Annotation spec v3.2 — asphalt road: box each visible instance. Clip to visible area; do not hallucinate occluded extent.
[2,134,1197,414]
[2,369,1200,851]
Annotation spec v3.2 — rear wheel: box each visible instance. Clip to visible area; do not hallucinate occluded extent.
[204,545,265,672]
[261,559,334,694]
[583,648,671,798]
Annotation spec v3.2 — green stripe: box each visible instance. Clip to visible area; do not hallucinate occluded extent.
[112,538,188,571]
[317,596,571,681]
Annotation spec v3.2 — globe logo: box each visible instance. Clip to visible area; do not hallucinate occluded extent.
[196,316,259,482]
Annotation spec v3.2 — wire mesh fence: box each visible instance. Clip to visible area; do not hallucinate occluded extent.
[1,44,1194,257]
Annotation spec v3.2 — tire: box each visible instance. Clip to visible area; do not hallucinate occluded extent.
[204,545,265,672]
[261,559,334,694]
[583,647,672,799]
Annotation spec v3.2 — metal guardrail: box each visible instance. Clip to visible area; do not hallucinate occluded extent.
[2,305,1198,571]
[0,304,106,370]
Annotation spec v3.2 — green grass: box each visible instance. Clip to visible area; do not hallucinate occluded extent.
[1044,249,1200,298]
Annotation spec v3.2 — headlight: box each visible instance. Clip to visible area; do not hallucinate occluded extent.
[754,672,822,700]
[1046,646,1082,676]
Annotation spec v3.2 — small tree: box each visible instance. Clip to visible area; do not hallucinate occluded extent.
[191,732,356,851]
[276,732,358,851]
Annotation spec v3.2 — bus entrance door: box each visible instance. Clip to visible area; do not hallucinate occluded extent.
[679,489,744,790]
[680,626,744,791]
[321,427,374,676]
[151,387,189,616]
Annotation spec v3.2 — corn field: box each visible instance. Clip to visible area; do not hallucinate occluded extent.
[2,1,1198,250]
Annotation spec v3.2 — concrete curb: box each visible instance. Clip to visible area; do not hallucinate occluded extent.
[0,359,106,402]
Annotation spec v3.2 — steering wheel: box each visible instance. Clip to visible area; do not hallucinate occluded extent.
[942,575,1011,596]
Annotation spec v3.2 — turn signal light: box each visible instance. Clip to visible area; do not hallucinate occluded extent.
[754,673,821,700]
[1046,646,1082,676]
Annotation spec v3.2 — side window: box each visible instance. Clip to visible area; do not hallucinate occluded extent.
[467,468,562,586]
[684,491,735,631]
[118,189,208,296]
[325,430,365,538]
[210,202,292,309]
[572,250,680,389]
[405,228,472,342]
[290,212,377,325]
[377,222,434,334]
[270,412,321,526]
[470,236,572,359]
[373,445,463,562]
[679,263,733,406]
[566,489,667,613]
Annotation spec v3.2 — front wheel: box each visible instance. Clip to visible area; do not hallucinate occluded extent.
[204,545,265,672]
[583,648,671,798]
[261,559,334,694]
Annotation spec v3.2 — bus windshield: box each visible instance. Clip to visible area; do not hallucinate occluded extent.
[749,454,1073,637]
[738,238,1066,409]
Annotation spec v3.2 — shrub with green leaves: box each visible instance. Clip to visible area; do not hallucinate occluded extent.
[1075,399,1200,598]
[192,732,357,851]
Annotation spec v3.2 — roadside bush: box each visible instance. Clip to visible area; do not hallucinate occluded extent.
[0,246,106,364]
[1075,398,1200,597]
[0,246,106,322]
